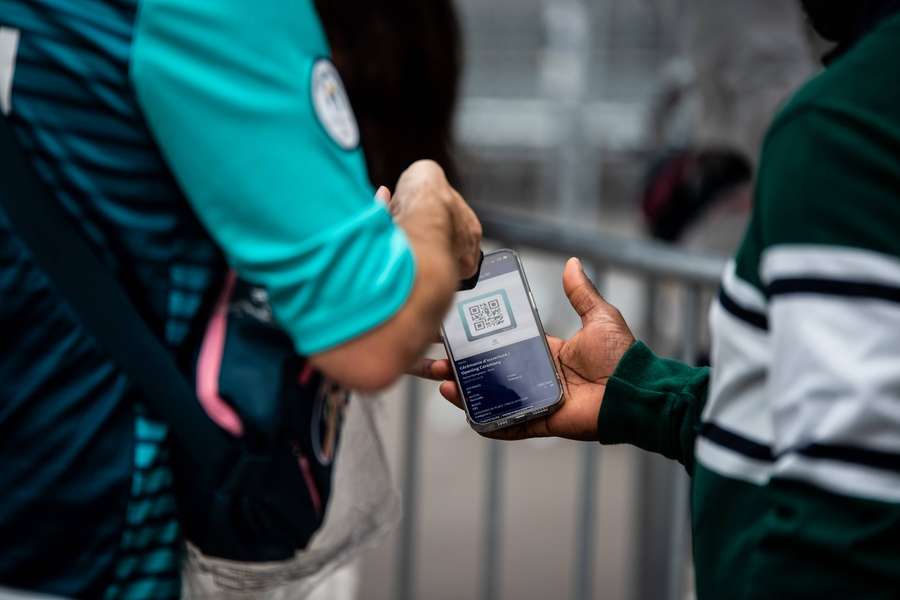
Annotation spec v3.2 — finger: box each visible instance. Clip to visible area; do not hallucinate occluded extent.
[439,380,464,410]
[467,209,482,273]
[482,429,520,441]
[453,190,482,278]
[375,186,392,205]
[459,192,483,250]
[482,418,550,441]
[545,335,571,397]
[456,236,481,279]
[409,357,454,381]
[562,257,605,324]
[546,335,564,354]
[407,358,440,380]
[429,358,453,380]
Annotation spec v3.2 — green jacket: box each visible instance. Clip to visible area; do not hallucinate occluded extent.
[599,14,900,599]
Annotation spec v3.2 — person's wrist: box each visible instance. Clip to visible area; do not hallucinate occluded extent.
[596,341,670,447]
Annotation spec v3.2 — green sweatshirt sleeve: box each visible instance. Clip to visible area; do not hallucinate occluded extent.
[597,341,710,473]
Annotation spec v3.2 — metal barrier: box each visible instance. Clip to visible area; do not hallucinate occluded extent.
[395,206,726,600]
[404,1,708,595]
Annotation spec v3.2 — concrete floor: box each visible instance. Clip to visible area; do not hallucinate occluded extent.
[355,379,645,600]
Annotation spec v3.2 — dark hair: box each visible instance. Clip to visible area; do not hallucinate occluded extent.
[315,0,463,188]
[801,0,900,62]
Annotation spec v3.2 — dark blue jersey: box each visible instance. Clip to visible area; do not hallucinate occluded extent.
[0,1,221,597]
[0,1,414,597]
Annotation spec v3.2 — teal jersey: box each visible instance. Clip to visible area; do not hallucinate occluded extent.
[0,1,413,597]
[131,0,415,355]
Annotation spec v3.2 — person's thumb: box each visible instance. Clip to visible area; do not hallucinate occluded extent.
[563,257,605,324]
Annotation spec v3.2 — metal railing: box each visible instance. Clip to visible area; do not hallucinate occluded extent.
[394,206,726,600]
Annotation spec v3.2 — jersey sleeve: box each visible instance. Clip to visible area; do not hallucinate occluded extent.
[597,341,710,473]
[129,0,415,355]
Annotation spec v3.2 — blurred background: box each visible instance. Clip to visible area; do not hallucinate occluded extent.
[318,1,820,598]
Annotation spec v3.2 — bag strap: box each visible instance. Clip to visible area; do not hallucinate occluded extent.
[0,113,229,471]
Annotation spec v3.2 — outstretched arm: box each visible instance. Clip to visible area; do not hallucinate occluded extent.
[433,258,710,470]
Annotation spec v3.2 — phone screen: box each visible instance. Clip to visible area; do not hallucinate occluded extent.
[442,250,561,426]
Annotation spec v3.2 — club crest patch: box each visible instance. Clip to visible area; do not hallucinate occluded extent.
[311,58,359,151]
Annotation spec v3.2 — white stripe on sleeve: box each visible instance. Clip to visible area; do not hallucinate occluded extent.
[761,244,900,287]
[774,453,900,503]
[696,437,771,486]
[768,295,900,456]
[721,259,767,312]
[704,300,772,444]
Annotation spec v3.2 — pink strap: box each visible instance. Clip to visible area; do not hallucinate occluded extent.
[298,363,316,386]
[196,271,244,437]
[297,453,323,516]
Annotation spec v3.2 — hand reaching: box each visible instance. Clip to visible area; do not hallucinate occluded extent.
[429,257,635,441]
[387,160,482,279]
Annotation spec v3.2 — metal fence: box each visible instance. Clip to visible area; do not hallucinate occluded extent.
[384,3,724,595]
[393,206,726,600]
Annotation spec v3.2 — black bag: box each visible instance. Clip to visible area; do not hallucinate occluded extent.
[0,114,344,562]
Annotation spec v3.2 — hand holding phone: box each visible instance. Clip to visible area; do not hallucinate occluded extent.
[437,257,636,441]
[441,249,564,432]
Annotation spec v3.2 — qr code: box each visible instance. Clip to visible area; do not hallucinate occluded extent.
[459,290,516,341]
[469,298,504,331]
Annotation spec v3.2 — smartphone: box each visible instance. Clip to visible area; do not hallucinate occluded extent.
[441,249,564,433]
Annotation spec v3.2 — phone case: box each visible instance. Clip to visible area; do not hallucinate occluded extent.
[441,249,565,433]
